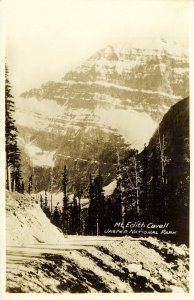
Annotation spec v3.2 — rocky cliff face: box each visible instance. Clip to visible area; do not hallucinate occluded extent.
[15,38,189,193]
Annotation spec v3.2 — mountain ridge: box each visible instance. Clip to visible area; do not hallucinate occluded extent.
[16,38,189,192]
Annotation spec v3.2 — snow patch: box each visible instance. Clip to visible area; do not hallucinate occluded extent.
[16,97,65,118]
[95,80,181,100]
[66,80,182,100]
[103,180,117,197]
[95,106,157,150]
[25,143,55,167]
[15,97,65,130]
[36,191,89,211]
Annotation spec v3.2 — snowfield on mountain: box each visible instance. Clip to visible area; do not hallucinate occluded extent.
[6,191,189,293]
[15,38,189,193]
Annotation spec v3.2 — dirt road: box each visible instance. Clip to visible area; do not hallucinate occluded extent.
[6,236,189,293]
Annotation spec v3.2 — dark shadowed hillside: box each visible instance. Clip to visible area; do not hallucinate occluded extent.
[147,98,189,244]
[148,97,189,165]
[106,98,189,244]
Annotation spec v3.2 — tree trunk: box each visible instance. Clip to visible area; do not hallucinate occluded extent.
[134,158,140,218]
[6,155,9,190]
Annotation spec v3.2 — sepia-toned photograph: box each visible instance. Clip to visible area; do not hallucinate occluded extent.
[4,0,190,294]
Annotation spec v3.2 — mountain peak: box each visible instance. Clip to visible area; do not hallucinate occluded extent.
[18,38,189,192]
[113,37,188,57]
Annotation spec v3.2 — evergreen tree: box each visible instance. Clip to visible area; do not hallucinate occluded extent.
[140,145,149,221]
[149,145,161,222]
[5,63,22,192]
[52,203,61,228]
[69,195,80,234]
[21,181,25,194]
[62,165,69,234]
[28,175,33,194]
[111,178,123,226]
[43,190,51,219]
[85,172,105,236]
[50,168,54,215]
[75,183,83,235]
[108,155,124,229]
[104,197,115,232]
[95,170,105,235]
[44,190,48,208]
[118,149,142,223]
[157,132,170,220]
[40,194,43,209]
[148,135,170,223]
[85,174,96,235]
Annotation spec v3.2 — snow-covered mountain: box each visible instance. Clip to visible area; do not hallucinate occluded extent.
[16,38,189,192]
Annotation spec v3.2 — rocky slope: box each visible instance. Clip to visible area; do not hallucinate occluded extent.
[6,191,65,245]
[7,236,189,293]
[6,192,189,293]
[15,38,189,192]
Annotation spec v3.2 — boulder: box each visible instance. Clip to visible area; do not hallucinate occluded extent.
[159,269,172,282]
[127,264,142,273]
[136,269,150,280]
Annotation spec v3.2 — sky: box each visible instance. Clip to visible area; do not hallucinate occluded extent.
[5,0,190,95]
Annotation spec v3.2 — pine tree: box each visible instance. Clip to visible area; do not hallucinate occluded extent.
[21,181,25,194]
[95,170,105,235]
[157,132,170,220]
[69,195,80,234]
[62,165,69,234]
[111,178,123,226]
[50,168,53,215]
[85,172,105,236]
[52,204,61,228]
[40,194,43,209]
[149,145,160,222]
[43,190,51,219]
[5,63,23,192]
[104,197,115,232]
[44,190,48,208]
[5,63,16,190]
[110,155,125,228]
[141,145,149,221]
[28,175,33,194]
[85,174,97,235]
[148,135,170,223]
[119,149,142,223]
[75,183,83,235]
